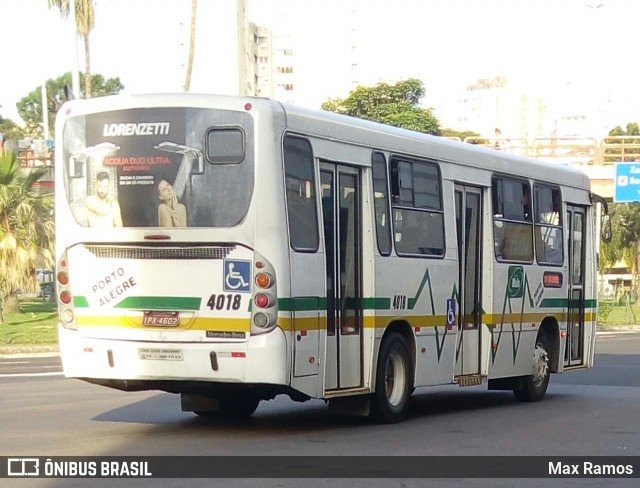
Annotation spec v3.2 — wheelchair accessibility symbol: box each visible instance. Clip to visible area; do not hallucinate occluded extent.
[223,259,251,293]
[446,298,456,329]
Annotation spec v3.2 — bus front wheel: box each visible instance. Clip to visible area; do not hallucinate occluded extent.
[371,333,413,423]
[514,332,551,402]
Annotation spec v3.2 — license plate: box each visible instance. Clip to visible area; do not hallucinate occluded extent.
[138,348,183,361]
[143,311,180,327]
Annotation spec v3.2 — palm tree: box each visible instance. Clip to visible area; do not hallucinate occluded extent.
[185,0,198,91]
[48,0,96,98]
[0,150,55,314]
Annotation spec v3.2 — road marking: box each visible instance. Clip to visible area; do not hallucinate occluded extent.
[0,372,63,378]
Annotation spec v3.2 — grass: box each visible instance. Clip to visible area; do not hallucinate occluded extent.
[0,299,58,345]
[597,299,640,326]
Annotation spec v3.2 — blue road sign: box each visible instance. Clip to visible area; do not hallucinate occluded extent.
[614,163,640,203]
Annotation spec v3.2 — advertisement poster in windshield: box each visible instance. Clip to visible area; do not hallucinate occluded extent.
[61,107,254,229]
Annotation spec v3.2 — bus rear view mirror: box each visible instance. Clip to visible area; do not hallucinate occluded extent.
[590,193,611,243]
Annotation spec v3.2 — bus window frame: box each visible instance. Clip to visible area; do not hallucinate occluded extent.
[283,133,320,253]
[389,154,445,259]
[205,126,246,164]
[533,182,564,267]
[371,151,393,256]
[492,175,534,264]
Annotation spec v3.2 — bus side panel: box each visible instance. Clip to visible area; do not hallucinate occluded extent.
[488,263,547,379]
[374,255,458,387]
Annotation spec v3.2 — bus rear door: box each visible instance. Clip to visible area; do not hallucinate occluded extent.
[454,185,483,379]
[321,162,363,390]
[566,205,587,367]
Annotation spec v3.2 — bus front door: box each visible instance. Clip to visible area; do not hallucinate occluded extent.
[566,205,587,367]
[454,185,483,378]
[321,163,363,391]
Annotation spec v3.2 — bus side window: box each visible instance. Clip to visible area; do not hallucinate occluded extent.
[534,184,564,265]
[283,136,319,252]
[492,177,533,262]
[390,156,444,257]
[372,152,392,255]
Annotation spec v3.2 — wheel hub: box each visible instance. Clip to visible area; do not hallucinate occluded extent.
[532,344,549,387]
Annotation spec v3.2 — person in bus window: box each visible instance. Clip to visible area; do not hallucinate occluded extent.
[85,171,123,227]
[158,179,187,227]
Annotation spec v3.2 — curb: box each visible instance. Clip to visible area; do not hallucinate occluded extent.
[0,345,60,357]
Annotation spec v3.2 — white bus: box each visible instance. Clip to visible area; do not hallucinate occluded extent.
[55,94,610,422]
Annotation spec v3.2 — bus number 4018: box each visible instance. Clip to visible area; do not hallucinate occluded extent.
[207,293,242,311]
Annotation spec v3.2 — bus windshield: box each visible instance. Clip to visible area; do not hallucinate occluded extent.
[61,107,254,228]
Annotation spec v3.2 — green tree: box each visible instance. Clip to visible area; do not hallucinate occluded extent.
[440,128,481,141]
[600,204,633,271]
[16,72,124,137]
[0,150,54,315]
[48,0,96,98]
[322,79,442,135]
[599,121,640,298]
[0,115,25,141]
[605,203,640,300]
[603,122,640,163]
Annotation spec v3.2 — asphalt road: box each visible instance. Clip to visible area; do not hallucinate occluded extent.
[1,330,638,488]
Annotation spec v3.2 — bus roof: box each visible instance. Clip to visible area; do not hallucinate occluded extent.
[279,101,592,192]
[56,93,592,192]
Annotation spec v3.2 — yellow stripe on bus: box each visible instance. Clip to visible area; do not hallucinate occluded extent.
[76,311,595,333]
[76,315,251,332]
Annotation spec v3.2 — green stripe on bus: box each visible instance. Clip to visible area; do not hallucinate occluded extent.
[72,296,201,310]
[278,296,391,312]
[363,297,392,309]
[286,296,328,311]
[540,298,597,309]
[73,295,596,313]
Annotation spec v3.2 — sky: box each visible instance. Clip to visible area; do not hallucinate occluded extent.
[1,0,639,134]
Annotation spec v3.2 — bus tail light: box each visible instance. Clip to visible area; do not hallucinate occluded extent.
[57,271,69,286]
[251,253,277,335]
[254,293,273,309]
[255,272,272,288]
[57,252,78,330]
[253,312,269,328]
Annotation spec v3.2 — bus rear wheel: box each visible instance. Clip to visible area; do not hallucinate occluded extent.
[514,332,551,402]
[371,333,413,423]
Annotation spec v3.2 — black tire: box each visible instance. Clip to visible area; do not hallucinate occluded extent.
[371,333,413,423]
[514,332,551,402]
[221,394,260,419]
[194,394,260,419]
